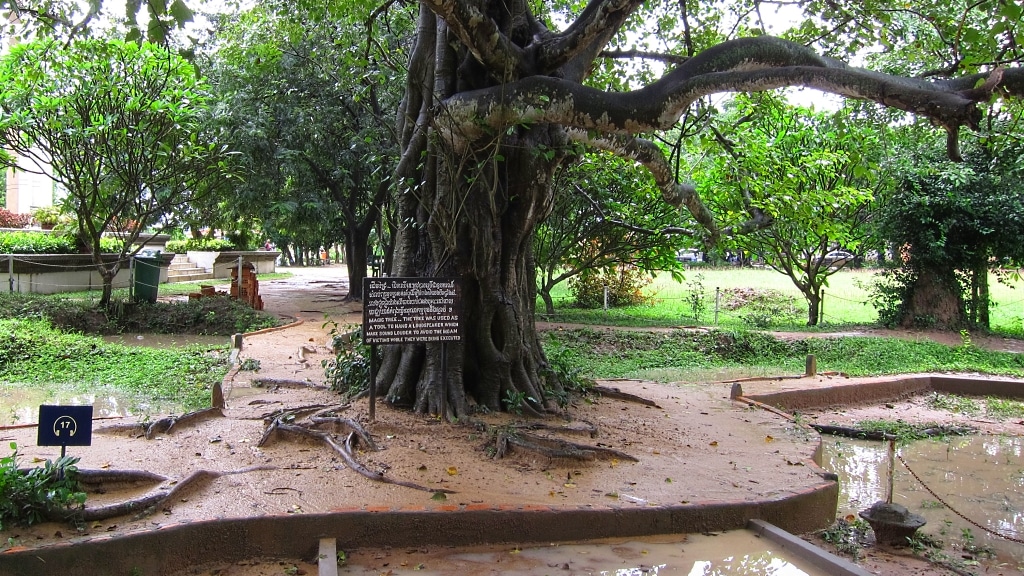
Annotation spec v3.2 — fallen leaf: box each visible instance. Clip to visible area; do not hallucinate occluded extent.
[664,477,672,483]
[765,435,774,442]
[446,466,458,476]
[431,491,447,501]
[709,441,718,447]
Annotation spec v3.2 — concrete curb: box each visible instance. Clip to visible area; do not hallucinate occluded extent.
[1,482,838,576]
[749,519,873,576]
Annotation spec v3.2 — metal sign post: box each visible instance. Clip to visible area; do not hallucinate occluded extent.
[37,405,93,459]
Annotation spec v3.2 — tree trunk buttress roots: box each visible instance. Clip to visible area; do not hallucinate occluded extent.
[377,127,566,418]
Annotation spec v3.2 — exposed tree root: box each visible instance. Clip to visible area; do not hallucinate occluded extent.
[144,407,224,439]
[257,404,338,422]
[310,415,377,451]
[95,408,224,438]
[259,422,451,494]
[77,468,166,489]
[495,430,638,462]
[76,466,272,522]
[511,420,598,438]
[592,385,662,408]
[251,377,329,390]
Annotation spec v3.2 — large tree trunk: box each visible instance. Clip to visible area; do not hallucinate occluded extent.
[344,228,370,301]
[377,127,563,417]
[375,6,571,418]
[901,268,965,329]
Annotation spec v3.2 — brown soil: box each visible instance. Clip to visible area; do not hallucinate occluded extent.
[3,265,1021,576]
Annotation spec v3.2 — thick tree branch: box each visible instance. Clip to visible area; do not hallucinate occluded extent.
[419,0,528,80]
[535,0,645,76]
[565,129,770,242]
[599,49,689,66]
[437,36,1018,161]
[573,184,698,237]
[566,129,717,235]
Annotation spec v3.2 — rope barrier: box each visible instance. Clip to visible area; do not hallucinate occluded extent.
[8,255,133,269]
[897,452,1024,544]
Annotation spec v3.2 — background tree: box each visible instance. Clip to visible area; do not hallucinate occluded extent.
[205,3,408,298]
[874,138,1024,330]
[700,94,887,325]
[0,38,235,307]
[534,152,689,314]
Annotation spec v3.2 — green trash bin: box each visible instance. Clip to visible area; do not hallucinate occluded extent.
[133,256,162,303]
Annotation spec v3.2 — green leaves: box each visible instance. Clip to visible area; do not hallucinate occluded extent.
[0,443,86,530]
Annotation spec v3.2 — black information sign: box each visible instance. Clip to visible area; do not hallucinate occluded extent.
[363,277,462,344]
[37,405,93,448]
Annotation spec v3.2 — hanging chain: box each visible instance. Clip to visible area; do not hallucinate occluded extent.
[897,453,1024,545]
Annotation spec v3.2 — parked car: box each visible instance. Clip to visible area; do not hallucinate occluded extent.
[823,250,854,268]
[676,249,703,263]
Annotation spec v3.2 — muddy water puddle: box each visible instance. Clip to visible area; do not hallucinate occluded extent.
[822,434,1024,569]
[0,386,178,426]
[101,333,229,348]
[335,531,829,575]
[0,334,227,426]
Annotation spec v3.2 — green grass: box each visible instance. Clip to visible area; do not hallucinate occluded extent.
[540,327,1024,383]
[0,318,228,414]
[540,266,1024,335]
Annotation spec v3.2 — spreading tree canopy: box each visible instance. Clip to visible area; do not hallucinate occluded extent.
[377,0,1023,417]
[5,0,1023,417]
[700,93,887,326]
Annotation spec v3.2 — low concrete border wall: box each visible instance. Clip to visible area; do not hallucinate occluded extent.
[744,374,1024,412]
[1,482,838,576]
[3,253,172,294]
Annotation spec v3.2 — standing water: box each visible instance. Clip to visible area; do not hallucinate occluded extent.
[822,434,1024,570]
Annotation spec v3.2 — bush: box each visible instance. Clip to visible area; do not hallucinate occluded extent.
[323,323,372,396]
[569,265,652,309]
[0,208,30,228]
[0,442,86,530]
[0,231,78,253]
[165,238,238,253]
[0,293,280,335]
[0,231,123,254]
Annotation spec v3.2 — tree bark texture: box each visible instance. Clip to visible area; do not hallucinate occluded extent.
[902,268,965,329]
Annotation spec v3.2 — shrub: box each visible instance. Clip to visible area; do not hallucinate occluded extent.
[0,442,87,530]
[568,265,652,309]
[0,208,30,228]
[323,323,372,396]
[0,231,128,254]
[0,231,78,254]
[165,238,238,253]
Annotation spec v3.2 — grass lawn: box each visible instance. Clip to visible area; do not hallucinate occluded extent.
[540,266,1024,336]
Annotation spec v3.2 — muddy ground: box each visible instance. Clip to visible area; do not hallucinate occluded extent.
[3,265,1023,576]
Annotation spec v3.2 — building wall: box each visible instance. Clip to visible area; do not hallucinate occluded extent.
[6,165,56,215]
